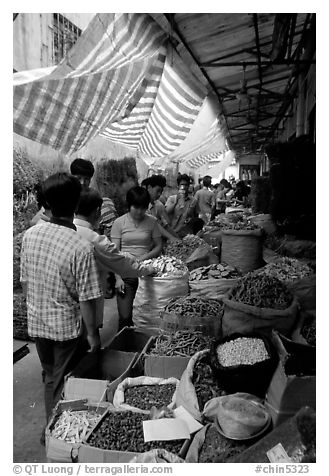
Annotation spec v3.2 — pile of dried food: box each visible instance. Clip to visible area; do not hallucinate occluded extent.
[124,384,177,411]
[87,411,184,454]
[220,214,260,231]
[50,410,101,443]
[192,356,226,411]
[148,331,212,357]
[164,234,208,261]
[216,337,270,368]
[165,296,223,319]
[198,425,249,463]
[142,256,188,277]
[257,257,313,283]
[230,274,293,310]
[190,264,241,281]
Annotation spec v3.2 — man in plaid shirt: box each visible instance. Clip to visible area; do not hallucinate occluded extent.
[20,173,103,434]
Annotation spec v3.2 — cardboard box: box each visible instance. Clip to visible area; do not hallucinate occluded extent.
[46,399,108,463]
[265,332,316,427]
[66,347,140,403]
[109,326,158,376]
[78,408,191,463]
[140,336,190,379]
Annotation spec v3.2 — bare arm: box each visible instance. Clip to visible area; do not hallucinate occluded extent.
[79,300,100,352]
[138,236,163,261]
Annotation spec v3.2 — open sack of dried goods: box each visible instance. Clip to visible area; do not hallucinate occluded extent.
[143,330,213,379]
[203,393,271,440]
[189,264,241,300]
[175,350,227,422]
[160,295,223,336]
[80,409,190,461]
[185,423,249,463]
[45,399,108,462]
[209,334,278,398]
[257,257,315,314]
[149,330,213,358]
[220,215,264,274]
[222,273,299,337]
[113,376,179,413]
[163,234,214,267]
[133,256,189,330]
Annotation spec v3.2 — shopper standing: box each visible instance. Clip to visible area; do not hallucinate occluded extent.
[111,186,162,330]
[74,188,155,328]
[193,175,216,225]
[165,174,199,237]
[20,173,103,440]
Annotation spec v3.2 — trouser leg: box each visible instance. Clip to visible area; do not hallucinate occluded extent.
[35,336,87,421]
[116,277,139,331]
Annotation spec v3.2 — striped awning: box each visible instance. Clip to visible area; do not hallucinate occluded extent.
[14,13,211,158]
[185,151,225,169]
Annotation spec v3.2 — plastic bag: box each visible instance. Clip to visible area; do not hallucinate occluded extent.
[175,350,209,422]
[113,376,179,413]
[129,449,184,463]
[203,393,269,439]
[133,273,189,330]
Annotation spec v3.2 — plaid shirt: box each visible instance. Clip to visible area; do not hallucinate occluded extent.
[20,221,103,341]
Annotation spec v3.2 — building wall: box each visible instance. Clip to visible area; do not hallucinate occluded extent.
[13,13,94,71]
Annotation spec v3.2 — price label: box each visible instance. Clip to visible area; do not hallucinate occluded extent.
[267,443,292,463]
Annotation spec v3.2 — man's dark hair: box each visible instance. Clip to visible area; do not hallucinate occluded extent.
[126,186,151,209]
[43,172,81,217]
[141,178,149,188]
[146,175,166,189]
[35,182,50,210]
[70,158,95,178]
[177,174,190,186]
[76,188,103,217]
[220,178,232,189]
[203,175,212,187]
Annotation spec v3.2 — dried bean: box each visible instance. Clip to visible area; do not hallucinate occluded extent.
[231,274,293,310]
[216,338,269,367]
[124,384,176,410]
[88,411,184,454]
[149,331,212,357]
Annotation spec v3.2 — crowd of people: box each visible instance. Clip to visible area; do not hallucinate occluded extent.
[20,158,252,445]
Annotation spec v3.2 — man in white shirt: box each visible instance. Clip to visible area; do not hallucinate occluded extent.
[74,188,154,328]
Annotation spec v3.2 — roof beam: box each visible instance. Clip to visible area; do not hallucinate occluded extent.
[200,59,315,67]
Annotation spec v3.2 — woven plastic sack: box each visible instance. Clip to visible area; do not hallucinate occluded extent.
[222,294,299,337]
[221,229,264,274]
[113,376,179,413]
[130,449,184,463]
[133,273,189,330]
[185,423,211,463]
[175,350,209,422]
[203,393,269,439]
[287,275,316,313]
[189,277,238,300]
[249,214,277,235]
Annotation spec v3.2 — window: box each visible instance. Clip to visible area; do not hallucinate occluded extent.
[53,13,81,64]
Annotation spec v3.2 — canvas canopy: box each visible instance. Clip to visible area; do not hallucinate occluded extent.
[13,13,228,169]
